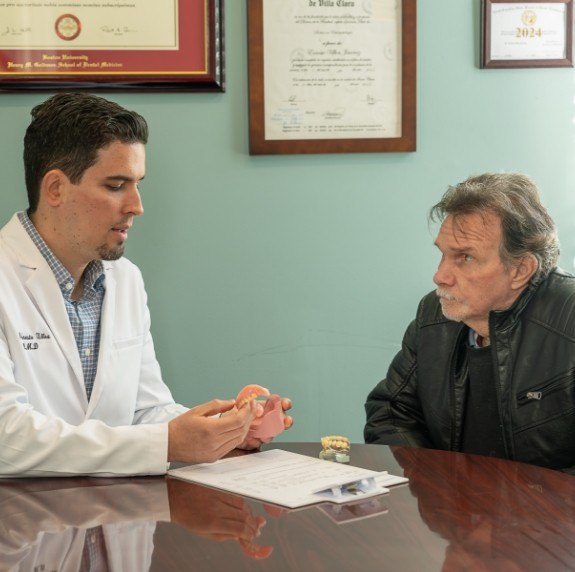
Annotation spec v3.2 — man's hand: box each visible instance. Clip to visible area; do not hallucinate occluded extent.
[168,399,258,464]
[238,397,294,450]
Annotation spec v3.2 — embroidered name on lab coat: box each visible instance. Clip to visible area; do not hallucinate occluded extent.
[19,331,51,350]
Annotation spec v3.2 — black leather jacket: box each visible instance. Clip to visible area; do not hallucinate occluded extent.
[364,268,575,471]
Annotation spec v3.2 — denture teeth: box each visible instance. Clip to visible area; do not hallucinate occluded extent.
[320,435,350,451]
[237,392,264,409]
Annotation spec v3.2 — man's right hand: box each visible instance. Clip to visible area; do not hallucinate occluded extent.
[167,399,258,464]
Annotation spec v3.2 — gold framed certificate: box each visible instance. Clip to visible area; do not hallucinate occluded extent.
[247,0,416,155]
[0,0,224,91]
[481,0,573,68]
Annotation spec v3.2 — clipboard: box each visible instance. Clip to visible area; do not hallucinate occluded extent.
[168,449,407,509]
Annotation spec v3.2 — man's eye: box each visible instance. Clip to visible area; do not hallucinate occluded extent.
[106,183,124,191]
[463,254,473,262]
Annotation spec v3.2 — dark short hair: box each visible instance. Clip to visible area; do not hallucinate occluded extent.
[24,92,149,213]
[430,173,559,285]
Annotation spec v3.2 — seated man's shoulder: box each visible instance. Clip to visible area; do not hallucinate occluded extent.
[528,268,575,335]
[537,268,575,299]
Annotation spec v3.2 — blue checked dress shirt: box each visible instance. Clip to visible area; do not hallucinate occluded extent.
[19,211,105,401]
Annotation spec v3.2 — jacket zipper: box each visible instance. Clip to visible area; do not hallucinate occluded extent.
[517,370,575,405]
[449,325,467,450]
[489,319,511,459]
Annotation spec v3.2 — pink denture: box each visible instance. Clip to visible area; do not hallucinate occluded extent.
[248,394,285,440]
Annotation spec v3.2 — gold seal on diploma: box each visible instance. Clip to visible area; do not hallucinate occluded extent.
[521,10,537,26]
[55,14,82,41]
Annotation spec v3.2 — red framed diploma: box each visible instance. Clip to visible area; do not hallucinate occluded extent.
[0,0,224,91]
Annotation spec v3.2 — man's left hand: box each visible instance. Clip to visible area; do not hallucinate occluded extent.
[239,397,293,450]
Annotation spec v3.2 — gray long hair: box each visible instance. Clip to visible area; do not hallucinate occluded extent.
[430,173,559,285]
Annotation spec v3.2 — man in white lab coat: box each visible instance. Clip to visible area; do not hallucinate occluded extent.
[0,92,291,477]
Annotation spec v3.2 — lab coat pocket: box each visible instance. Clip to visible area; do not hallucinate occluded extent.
[95,334,146,423]
[113,334,145,351]
[109,334,145,392]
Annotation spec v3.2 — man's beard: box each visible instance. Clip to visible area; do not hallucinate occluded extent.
[436,288,465,322]
[97,243,125,261]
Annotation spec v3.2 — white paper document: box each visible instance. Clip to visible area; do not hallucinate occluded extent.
[263,0,402,141]
[168,449,407,509]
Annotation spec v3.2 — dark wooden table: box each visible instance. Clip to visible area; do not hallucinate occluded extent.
[1,443,574,571]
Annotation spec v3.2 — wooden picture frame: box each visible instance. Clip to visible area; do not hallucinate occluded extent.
[481,0,573,68]
[247,0,416,155]
[0,0,224,92]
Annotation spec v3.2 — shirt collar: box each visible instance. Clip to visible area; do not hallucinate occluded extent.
[468,328,490,348]
[18,211,105,298]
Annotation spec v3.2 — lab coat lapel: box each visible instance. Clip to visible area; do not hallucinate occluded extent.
[86,264,115,414]
[3,214,85,398]
[24,263,85,389]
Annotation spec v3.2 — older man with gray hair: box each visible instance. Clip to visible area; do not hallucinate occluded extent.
[364,172,575,471]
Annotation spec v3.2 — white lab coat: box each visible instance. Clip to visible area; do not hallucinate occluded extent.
[0,213,187,477]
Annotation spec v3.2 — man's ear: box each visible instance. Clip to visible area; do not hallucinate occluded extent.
[40,169,68,207]
[511,254,538,290]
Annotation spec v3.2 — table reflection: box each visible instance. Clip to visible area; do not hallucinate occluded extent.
[393,447,575,571]
[0,477,161,571]
[0,476,276,571]
[167,478,275,560]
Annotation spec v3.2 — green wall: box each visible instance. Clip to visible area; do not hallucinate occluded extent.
[1,0,575,443]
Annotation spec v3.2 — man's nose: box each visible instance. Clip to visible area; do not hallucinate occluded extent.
[433,257,454,287]
[124,186,144,217]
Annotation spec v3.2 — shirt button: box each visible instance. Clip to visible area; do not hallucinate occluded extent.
[84,348,91,356]
[65,282,73,291]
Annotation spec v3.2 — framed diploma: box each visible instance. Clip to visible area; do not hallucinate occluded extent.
[481,0,573,68]
[0,0,224,91]
[247,0,416,155]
